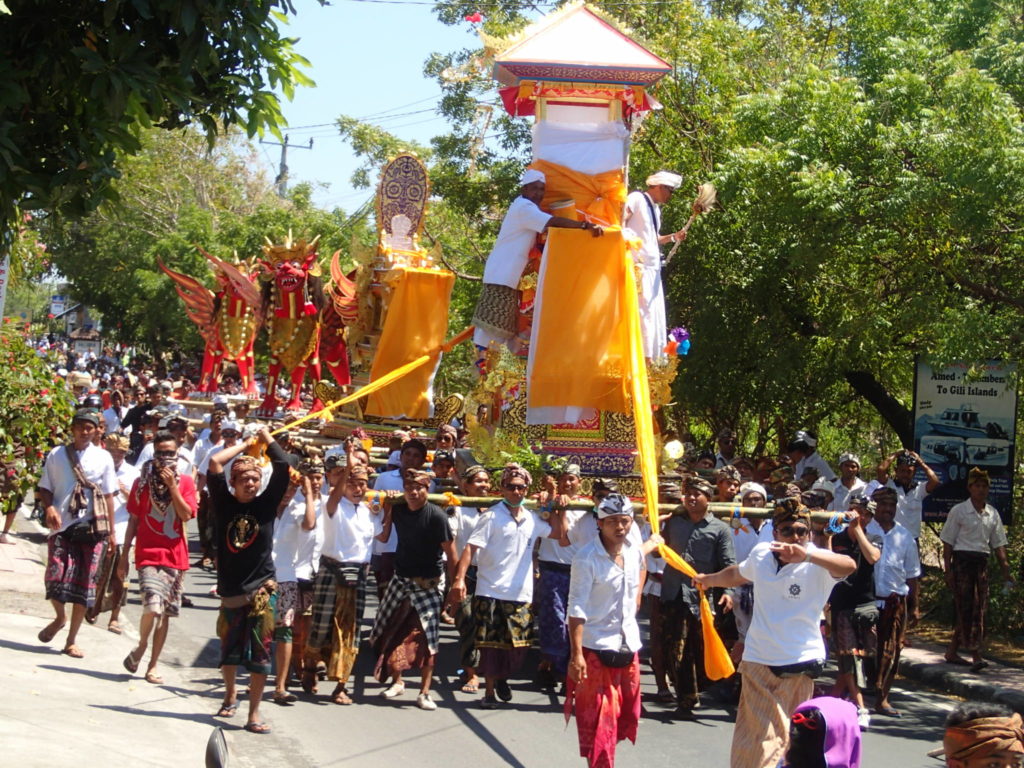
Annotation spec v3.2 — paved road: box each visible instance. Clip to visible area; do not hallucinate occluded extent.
[150,521,957,768]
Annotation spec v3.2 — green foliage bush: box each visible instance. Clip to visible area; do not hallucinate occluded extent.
[0,323,76,514]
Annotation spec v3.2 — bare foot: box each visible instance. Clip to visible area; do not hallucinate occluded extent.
[37,620,66,644]
[0,532,16,545]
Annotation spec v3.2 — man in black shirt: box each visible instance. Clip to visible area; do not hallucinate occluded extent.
[120,384,163,459]
[207,426,291,735]
[828,496,881,732]
[369,468,457,711]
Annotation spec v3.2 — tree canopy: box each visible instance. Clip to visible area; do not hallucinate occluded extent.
[332,0,1024,454]
[0,0,313,246]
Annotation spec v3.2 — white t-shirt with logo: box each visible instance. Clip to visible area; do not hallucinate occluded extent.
[738,541,841,666]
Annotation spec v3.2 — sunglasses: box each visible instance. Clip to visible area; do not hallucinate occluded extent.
[777,525,810,538]
[504,484,528,492]
[403,482,428,491]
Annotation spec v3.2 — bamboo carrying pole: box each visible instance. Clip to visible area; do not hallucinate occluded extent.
[377,493,843,523]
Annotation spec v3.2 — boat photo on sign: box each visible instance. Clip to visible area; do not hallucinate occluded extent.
[913,358,1018,524]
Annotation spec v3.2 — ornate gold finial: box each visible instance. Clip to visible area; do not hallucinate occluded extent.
[261,233,321,267]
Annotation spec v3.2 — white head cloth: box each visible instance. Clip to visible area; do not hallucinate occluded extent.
[520,168,546,186]
[646,171,682,189]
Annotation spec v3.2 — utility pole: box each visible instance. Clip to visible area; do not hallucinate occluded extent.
[260,134,314,198]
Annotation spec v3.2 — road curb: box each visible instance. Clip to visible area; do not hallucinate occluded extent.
[899,652,1024,713]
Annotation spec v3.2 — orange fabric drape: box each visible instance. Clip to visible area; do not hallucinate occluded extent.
[528,159,627,228]
[527,229,631,414]
[273,327,475,435]
[622,254,735,682]
[365,267,455,419]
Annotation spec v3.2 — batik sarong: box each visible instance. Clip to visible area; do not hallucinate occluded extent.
[536,563,572,677]
[472,283,519,343]
[951,550,989,652]
[872,593,904,700]
[564,649,641,768]
[44,532,105,607]
[217,584,277,674]
[139,564,185,617]
[660,597,703,708]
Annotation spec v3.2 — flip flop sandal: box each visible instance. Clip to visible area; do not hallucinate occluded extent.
[123,649,142,674]
[244,721,272,735]
[461,680,480,694]
[62,645,84,658]
[107,621,123,635]
[37,622,65,644]
[273,692,297,705]
[216,702,238,718]
[144,672,164,685]
[655,689,676,704]
[875,706,902,718]
[330,687,352,705]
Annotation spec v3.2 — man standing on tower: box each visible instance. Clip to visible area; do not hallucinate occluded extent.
[623,171,689,359]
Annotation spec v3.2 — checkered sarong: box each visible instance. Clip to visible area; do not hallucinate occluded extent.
[308,556,368,649]
[369,574,443,654]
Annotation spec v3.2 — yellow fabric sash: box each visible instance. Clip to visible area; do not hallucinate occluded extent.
[528,159,626,227]
[622,254,735,681]
[272,327,475,435]
[365,267,455,419]
[527,229,631,414]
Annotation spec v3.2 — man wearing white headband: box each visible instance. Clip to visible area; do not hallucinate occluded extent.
[623,171,689,359]
[471,167,604,355]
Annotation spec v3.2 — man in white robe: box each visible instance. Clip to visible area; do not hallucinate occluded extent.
[623,171,687,359]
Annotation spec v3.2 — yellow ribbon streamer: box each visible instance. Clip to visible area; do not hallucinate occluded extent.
[622,255,735,681]
[270,326,475,436]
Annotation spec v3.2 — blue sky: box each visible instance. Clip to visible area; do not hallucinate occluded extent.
[261,0,482,213]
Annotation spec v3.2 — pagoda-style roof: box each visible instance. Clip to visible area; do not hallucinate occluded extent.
[493,3,671,87]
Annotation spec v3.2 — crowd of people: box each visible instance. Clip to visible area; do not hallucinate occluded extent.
[9,349,1020,768]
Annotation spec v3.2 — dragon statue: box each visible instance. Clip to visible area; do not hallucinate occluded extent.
[254,232,358,415]
[158,251,261,395]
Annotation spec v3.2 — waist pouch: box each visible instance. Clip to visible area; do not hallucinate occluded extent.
[769,659,824,679]
[592,644,635,668]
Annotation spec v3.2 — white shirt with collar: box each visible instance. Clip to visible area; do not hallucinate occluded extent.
[873,522,921,600]
[274,490,323,582]
[371,468,404,554]
[480,196,553,288]
[887,478,929,538]
[568,536,644,652]
[136,442,195,476]
[738,541,841,666]
[795,451,835,483]
[449,506,480,565]
[940,500,1008,555]
[829,476,867,512]
[468,502,552,603]
[39,443,118,535]
[320,494,381,565]
[102,406,126,434]
[538,507,587,565]
[111,460,141,542]
[623,190,661,269]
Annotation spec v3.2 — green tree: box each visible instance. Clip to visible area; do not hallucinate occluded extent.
[43,127,355,353]
[0,0,314,249]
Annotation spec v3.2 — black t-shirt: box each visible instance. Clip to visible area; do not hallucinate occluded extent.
[829,529,876,611]
[208,442,291,597]
[392,501,453,579]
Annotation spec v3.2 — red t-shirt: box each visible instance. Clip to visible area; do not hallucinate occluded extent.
[127,475,197,571]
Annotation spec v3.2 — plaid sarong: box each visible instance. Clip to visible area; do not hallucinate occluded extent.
[309,556,368,649]
[370,573,443,655]
[44,532,106,607]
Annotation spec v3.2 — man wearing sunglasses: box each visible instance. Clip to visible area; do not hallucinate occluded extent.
[448,463,568,709]
[694,498,855,768]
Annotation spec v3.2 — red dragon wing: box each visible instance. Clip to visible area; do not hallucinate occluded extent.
[327,249,360,326]
[157,259,217,343]
[199,248,263,311]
